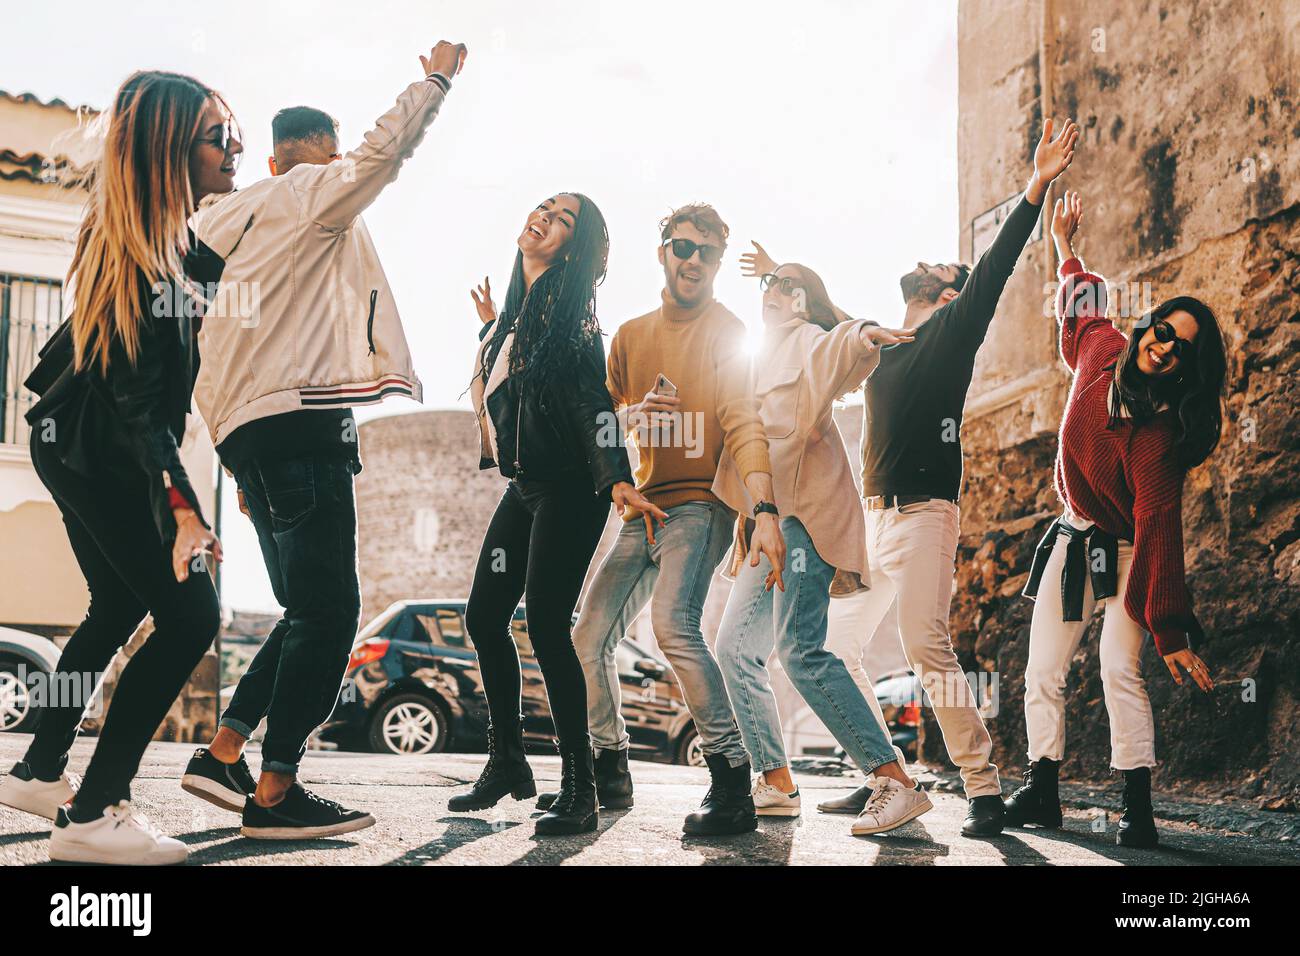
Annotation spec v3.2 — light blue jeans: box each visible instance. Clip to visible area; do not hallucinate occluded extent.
[717,516,899,775]
[574,500,749,767]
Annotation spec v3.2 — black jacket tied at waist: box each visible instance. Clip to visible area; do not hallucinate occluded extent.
[1022,517,1120,622]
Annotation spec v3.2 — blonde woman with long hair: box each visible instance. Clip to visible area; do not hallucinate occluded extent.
[0,70,241,864]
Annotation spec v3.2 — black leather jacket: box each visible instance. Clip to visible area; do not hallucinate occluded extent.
[479,324,632,497]
[24,238,224,544]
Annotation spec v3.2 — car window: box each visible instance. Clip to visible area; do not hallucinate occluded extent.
[415,609,474,650]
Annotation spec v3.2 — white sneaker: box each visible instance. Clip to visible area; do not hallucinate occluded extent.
[49,801,188,865]
[0,761,80,820]
[850,778,933,835]
[752,778,801,817]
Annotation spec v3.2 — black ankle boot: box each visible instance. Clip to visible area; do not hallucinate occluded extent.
[534,744,598,836]
[536,746,634,811]
[448,721,535,811]
[1003,758,1063,829]
[682,754,757,836]
[1116,767,1158,848]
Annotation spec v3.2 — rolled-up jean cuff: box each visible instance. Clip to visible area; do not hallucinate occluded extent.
[752,758,787,773]
[261,758,300,775]
[218,715,257,738]
[862,754,896,775]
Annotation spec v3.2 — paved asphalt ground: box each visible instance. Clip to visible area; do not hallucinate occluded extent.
[2,736,1297,866]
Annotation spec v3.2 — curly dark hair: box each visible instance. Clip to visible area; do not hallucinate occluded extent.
[659,202,729,246]
[476,192,610,394]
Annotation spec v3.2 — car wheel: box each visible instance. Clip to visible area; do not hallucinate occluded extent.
[0,661,39,734]
[368,693,449,756]
[676,728,706,767]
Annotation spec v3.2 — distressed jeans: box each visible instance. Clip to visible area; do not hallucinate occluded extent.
[573,500,749,767]
[716,516,899,774]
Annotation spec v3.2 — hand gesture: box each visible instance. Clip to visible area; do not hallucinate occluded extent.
[1034,117,1079,184]
[420,41,468,80]
[1163,648,1214,693]
[749,513,787,592]
[172,510,223,583]
[629,387,681,430]
[1051,189,1083,251]
[470,276,496,326]
[740,241,777,279]
[611,482,670,544]
[860,324,915,351]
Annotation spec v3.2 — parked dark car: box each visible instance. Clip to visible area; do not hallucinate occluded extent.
[317,600,703,766]
[874,669,923,761]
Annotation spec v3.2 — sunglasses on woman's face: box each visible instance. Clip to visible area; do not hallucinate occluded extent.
[663,237,723,265]
[760,274,798,296]
[196,122,238,154]
[1152,319,1193,359]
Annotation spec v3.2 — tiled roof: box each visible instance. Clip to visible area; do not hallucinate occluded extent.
[0,89,98,114]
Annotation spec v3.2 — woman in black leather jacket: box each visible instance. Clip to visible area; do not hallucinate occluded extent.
[454,193,665,835]
[0,71,240,866]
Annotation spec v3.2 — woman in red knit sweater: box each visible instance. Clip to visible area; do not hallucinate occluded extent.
[1004,191,1227,848]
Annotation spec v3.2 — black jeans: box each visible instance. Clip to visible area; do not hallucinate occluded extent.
[221,455,361,774]
[25,431,221,812]
[465,477,610,750]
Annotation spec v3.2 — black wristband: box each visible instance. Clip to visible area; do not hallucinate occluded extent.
[753,501,779,518]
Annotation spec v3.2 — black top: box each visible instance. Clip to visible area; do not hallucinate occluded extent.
[477,320,633,497]
[217,407,361,475]
[24,236,224,543]
[860,194,1043,500]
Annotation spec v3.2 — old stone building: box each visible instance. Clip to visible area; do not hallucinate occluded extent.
[951,0,1298,805]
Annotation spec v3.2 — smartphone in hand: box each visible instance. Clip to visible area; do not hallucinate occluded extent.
[655,373,678,398]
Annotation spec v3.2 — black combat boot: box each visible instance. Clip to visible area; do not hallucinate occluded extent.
[448,720,535,811]
[536,746,634,811]
[961,795,1007,837]
[534,743,598,836]
[1003,758,1063,829]
[1116,767,1158,848]
[682,754,758,836]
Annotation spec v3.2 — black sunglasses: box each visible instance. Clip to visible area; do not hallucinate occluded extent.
[663,237,723,265]
[1152,319,1193,359]
[196,122,238,154]
[760,273,798,295]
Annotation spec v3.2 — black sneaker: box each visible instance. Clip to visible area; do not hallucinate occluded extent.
[240,784,375,840]
[181,747,257,814]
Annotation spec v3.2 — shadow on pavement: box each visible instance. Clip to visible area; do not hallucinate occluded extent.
[859,820,953,865]
[682,816,798,866]
[386,815,521,865]
[187,835,360,865]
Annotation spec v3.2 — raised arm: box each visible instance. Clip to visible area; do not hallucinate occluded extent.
[946,118,1079,346]
[293,41,466,232]
[1051,192,1115,370]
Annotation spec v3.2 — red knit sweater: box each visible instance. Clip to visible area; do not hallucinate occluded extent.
[1053,257,1199,655]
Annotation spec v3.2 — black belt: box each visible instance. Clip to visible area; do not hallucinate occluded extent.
[864,494,956,512]
[1022,517,1119,621]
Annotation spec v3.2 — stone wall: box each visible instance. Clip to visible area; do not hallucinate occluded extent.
[950,0,1299,806]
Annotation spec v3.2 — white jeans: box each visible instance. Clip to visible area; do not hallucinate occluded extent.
[825,499,1001,798]
[1024,526,1156,770]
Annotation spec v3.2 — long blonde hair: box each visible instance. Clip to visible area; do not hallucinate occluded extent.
[69,71,230,375]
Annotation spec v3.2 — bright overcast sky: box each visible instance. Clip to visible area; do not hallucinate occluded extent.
[5,0,958,611]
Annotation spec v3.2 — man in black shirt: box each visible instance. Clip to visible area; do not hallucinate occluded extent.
[748,117,1079,837]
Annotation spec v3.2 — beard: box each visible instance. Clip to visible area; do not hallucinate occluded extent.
[899,271,950,304]
[666,264,712,307]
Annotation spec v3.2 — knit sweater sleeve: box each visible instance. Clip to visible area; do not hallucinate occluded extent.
[1125,422,1197,656]
[1056,257,1115,371]
[712,317,772,481]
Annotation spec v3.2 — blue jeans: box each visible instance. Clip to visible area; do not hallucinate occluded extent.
[573,500,749,767]
[221,455,362,774]
[716,516,898,774]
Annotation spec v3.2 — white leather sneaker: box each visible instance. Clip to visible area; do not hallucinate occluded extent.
[752,778,801,817]
[49,801,188,865]
[0,761,79,820]
[850,778,933,835]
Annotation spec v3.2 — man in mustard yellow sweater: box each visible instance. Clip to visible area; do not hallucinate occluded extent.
[536,203,785,836]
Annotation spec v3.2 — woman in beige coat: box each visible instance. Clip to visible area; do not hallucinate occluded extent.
[713,262,928,835]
